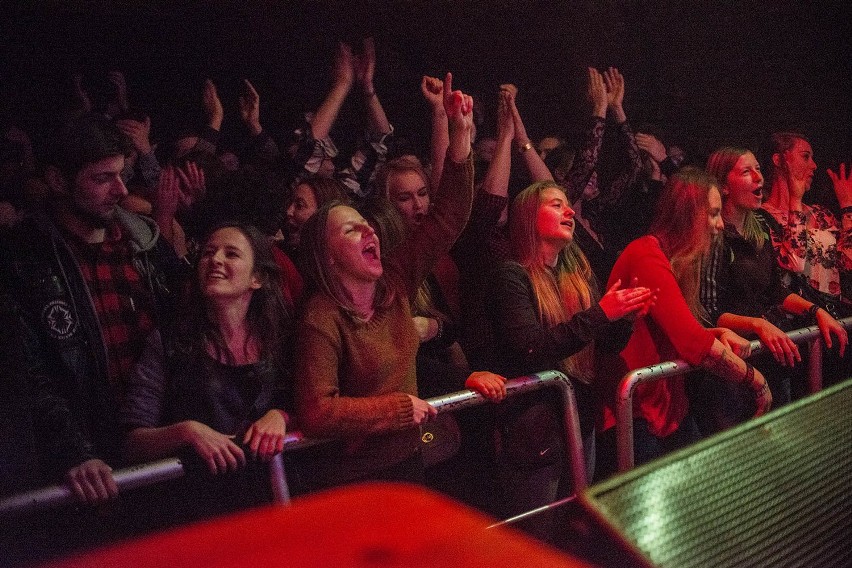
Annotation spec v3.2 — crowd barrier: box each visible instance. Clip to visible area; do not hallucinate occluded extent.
[0,370,584,520]
[615,316,852,472]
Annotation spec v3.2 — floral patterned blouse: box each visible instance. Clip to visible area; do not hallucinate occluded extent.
[758,202,852,299]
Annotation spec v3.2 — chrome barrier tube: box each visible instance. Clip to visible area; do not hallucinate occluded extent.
[1,371,585,519]
[268,453,290,505]
[616,317,852,472]
[426,370,588,494]
[616,359,694,473]
[0,457,185,517]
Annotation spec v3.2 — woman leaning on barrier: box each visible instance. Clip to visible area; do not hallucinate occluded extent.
[758,132,852,387]
[697,147,847,433]
[490,180,654,539]
[120,222,295,522]
[596,167,773,477]
[292,75,506,492]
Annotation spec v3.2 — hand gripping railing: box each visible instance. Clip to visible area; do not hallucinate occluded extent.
[0,370,585,519]
[615,316,852,472]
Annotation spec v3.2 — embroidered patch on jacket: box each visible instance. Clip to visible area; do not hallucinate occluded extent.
[41,299,78,340]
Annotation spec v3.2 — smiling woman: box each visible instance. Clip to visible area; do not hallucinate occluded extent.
[120,221,295,522]
[199,226,263,303]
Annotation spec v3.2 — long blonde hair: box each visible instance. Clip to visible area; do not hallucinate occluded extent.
[706,146,767,250]
[649,167,718,318]
[510,181,599,383]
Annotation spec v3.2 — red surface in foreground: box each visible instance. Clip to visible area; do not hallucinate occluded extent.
[42,482,591,568]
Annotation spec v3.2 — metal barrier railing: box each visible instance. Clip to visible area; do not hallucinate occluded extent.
[0,370,584,519]
[615,316,852,472]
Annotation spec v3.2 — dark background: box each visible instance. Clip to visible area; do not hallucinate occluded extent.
[3,0,851,195]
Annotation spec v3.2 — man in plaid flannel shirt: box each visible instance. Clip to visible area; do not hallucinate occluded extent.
[1,114,184,506]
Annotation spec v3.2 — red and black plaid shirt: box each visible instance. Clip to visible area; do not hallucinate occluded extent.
[66,223,156,399]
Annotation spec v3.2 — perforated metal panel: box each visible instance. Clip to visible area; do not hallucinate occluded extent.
[582,379,852,568]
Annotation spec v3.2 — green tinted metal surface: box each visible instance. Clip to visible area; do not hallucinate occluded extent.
[583,380,852,568]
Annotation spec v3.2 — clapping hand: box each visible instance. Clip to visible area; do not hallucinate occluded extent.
[203,79,224,130]
[239,79,262,135]
[115,115,152,155]
[587,67,608,118]
[598,277,655,321]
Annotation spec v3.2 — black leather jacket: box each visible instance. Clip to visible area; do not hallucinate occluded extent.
[0,208,185,477]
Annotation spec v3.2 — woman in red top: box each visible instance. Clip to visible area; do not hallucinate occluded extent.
[597,167,772,474]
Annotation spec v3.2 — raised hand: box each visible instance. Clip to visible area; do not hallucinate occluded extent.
[635,132,668,164]
[587,67,608,118]
[333,42,356,89]
[116,116,152,155]
[107,70,130,113]
[243,409,287,461]
[465,371,508,402]
[603,66,625,110]
[442,72,474,162]
[499,83,518,99]
[182,420,246,475]
[496,88,515,140]
[71,72,92,114]
[827,162,852,209]
[175,161,206,207]
[203,78,224,130]
[502,83,530,145]
[355,37,377,94]
[239,79,262,135]
[65,459,118,505]
[443,72,473,122]
[153,166,182,222]
[421,75,444,110]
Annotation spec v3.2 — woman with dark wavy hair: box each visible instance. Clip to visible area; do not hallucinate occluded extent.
[284,176,347,251]
[121,221,294,520]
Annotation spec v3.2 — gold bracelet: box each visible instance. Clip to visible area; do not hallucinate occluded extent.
[518,141,533,154]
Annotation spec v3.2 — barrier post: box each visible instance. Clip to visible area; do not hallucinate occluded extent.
[426,370,587,495]
[807,337,823,394]
[616,360,694,472]
[268,453,290,504]
[615,318,851,472]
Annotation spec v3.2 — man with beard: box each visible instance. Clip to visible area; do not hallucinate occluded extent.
[0,113,183,507]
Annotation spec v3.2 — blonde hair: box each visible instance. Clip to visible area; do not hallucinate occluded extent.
[359,196,445,320]
[649,167,718,318]
[510,181,598,383]
[705,147,767,250]
[375,154,430,200]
